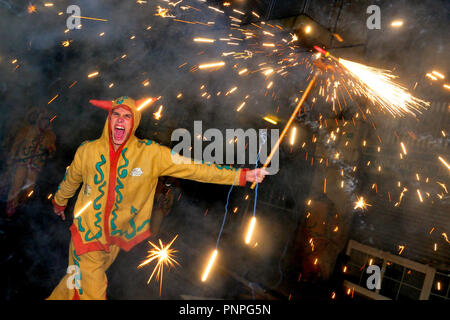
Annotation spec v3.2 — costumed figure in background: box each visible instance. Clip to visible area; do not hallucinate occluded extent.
[4,107,56,217]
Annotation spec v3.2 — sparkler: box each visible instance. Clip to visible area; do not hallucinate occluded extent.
[138,235,179,295]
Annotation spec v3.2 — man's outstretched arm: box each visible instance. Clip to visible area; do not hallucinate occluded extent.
[157,145,268,186]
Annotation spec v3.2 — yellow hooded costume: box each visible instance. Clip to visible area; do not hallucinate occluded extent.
[48,96,248,299]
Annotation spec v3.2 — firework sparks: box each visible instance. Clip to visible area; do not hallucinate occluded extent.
[417,189,424,202]
[354,196,371,211]
[193,37,215,43]
[198,61,225,70]
[263,116,277,125]
[87,71,99,78]
[137,97,157,111]
[138,235,179,295]
[74,200,93,218]
[438,156,450,170]
[290,127,297,145]
[201,249,218,282]
[338,58,429,116]
[244,217,257,245]
[394,187,408,207]
[400,142,407,155]
[153,105,163,120]
[391,20,404,27]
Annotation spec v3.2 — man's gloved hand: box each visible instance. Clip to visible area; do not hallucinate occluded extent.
[52,199,66,221]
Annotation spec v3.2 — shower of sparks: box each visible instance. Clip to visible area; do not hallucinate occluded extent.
[236,102,246,112]
[201,249,218,282]
[48,94,59,104]
[87,71,99,78]
[137,98,155,111]
[28,5,37,14]
[153,105,163,120]
[442,233,450,244]
[431,71,445,79]
[338,58,429,117]
[391,20,404,27]
[417,189,423,202]
[290,127,297,145]
[193,37,215,43]
[263,116,277,125]
[198,61,225,69]
[74,200,93,218]
[138,235,179,295]
[438,156,450,170]
[354,196,371,211]
[244,217,257,245]
[400,142,407,155]
[394,187,408,207]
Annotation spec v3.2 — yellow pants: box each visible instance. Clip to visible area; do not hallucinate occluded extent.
[47,239,120,300]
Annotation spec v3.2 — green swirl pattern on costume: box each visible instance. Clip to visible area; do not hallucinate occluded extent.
[117,148,128,178]
[138,139,153,146]
[93,181,106,210]
[76,217,85,232]
[85,210,102,241]
[110,203,120,232]
[94,155,106,184]
[84,154,107,241]
[111,206,150,239]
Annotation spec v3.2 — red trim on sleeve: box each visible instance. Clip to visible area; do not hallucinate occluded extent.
[239,168,249,186]
[52,198,66,211]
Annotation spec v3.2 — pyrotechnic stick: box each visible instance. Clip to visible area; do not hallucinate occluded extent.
[250,71,319,189]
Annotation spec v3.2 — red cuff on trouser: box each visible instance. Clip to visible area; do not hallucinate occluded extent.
[52,198,66,211]
[239,168,249,186]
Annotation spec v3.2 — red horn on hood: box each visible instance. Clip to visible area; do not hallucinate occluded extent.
[89,99,113,111]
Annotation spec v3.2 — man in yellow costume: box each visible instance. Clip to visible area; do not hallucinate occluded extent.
[47,96,267,300]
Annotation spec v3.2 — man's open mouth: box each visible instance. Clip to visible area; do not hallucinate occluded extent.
[114,125,125,141]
